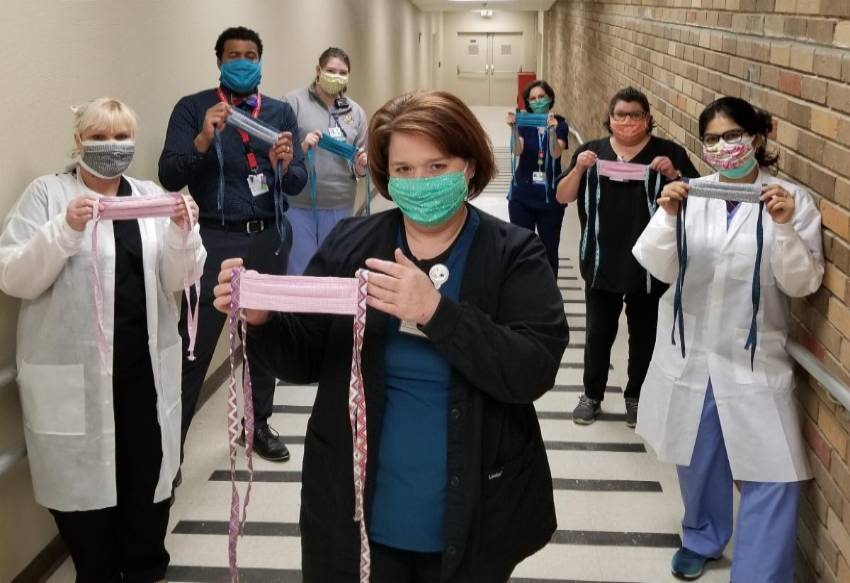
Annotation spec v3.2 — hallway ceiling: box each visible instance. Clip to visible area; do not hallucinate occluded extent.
[411,0,556,11]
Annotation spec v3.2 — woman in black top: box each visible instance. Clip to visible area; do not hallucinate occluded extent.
[212,91,569,583]
[555,86,699,428]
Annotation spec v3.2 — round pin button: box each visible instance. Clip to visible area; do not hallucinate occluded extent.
[429,264,450,290]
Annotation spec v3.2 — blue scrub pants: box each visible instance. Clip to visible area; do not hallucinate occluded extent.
[287,206,353,275]
[676,383,800,582]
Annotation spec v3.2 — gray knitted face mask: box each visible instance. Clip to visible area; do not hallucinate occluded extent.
[79,139,135,179]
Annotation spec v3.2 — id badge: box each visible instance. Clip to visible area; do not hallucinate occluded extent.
[327,127,344,140]
[399,319,428,339]
[532,171,547,185]
[248,174,269,197]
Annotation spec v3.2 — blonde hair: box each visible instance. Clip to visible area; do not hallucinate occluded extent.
[71,97,138,139]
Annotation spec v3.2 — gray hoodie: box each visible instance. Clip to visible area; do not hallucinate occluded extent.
[283,85,368,210]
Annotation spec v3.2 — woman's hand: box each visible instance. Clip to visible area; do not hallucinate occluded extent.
[658,181,689,216]
[65,195,98,232]
[301,130,322,154]
[170,195,199,229]
[212,258,270,326]
[547,113,558,129]
[506,111,516,126]
[355,150,368,177]
[575,150,598,170]
[762,184,795,225]
[364,249,441,325]
[649,156,679,181]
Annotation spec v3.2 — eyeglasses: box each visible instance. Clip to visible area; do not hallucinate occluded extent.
[611,110,647,122]
[702,129,748,147]
[529,95,549,102]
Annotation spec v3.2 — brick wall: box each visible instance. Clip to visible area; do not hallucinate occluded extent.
[543,1,850,580]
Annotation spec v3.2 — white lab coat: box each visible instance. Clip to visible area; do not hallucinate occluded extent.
[632,170,823,482]
[0,170,206,511]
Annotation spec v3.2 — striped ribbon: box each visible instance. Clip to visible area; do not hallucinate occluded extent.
[91,193,200,374]
[673,180,765,367]
[227,269,371,583]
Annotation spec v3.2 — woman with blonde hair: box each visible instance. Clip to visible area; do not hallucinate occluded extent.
[0,97,205,582]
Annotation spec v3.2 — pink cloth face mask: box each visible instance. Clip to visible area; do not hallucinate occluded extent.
[227,269,370,583]
[91,193,201,374]
[597,160,649,182]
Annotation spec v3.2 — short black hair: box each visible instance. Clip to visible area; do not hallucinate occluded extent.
[215,27,263,60]
[319,47,351,71]
[603,86,656,134]
[522,80,555,113]
[699,96,779,170]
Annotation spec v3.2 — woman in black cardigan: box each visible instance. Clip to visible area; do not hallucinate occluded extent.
[213,90,569,583]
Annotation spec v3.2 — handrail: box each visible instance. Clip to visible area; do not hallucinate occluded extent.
[569,126,584,146]
[0,365,26,478]
[787,340,850,412]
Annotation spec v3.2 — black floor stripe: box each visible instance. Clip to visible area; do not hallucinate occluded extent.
[276,381,318,387]
[544,441,645,452]
[207,471,653,489]
[567,326,586,331]
[549,529,679,547]
[564,311,586,316]
[271,403,628,420]
[250,436,642,453]
[560,362,611,370]
[560,286,583,291]
[167,565,638,583]
[551,384,623,393]
[174,520,671,544]
[166,566,301,583]
[273,405,313,415]
[566,343,586,348]
[538,411,626,421]
[558,276,578,281]
[563,299,585,304]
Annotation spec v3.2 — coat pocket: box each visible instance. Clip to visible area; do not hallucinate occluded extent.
[732,328,792,389]
[18,361,86,435]
[158,342,183,413]
[479,439,556,559]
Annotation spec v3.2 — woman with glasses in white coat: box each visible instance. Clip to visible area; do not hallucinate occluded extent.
[0,98,204,583]
[633,96,823,582]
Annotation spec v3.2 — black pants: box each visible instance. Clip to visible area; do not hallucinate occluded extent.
[50,350,170,583]
[508,199,565,276]
[583,285,666,401]
[180,222,291,449]
[302,541,512,583]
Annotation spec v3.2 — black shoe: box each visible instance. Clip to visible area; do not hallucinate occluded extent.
[572,395,602,425]
[239,423,291,462]
[625,398,639,428]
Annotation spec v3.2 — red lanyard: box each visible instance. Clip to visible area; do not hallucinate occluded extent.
[217,87,262,173]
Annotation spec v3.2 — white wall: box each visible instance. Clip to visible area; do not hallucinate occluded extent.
[0,1,433,578]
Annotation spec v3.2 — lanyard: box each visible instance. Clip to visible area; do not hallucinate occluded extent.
[217,87,262,174]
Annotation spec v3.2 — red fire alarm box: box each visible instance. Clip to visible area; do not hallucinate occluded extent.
[517,72,537,109]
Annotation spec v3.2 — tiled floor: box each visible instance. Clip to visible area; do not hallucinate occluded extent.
[48,107,734,582]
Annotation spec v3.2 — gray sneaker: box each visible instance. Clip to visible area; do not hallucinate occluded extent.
[572,395,601,425]
[625,398,639,428]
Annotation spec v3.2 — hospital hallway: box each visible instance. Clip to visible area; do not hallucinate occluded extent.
[2,1,849,582]
[42,107,733,583]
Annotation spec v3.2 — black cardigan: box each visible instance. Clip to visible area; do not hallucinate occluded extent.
[247,206,569,582]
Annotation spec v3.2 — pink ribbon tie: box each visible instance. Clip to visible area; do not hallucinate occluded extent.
[227,269,371,583]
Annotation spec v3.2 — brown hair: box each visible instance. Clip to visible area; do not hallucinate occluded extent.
[367,91,497,200]
[319,47,351,71]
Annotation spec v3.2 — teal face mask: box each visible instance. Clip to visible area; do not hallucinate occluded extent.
[388,168,468,228]
[529,97,552,114]
[219,59,262,94]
